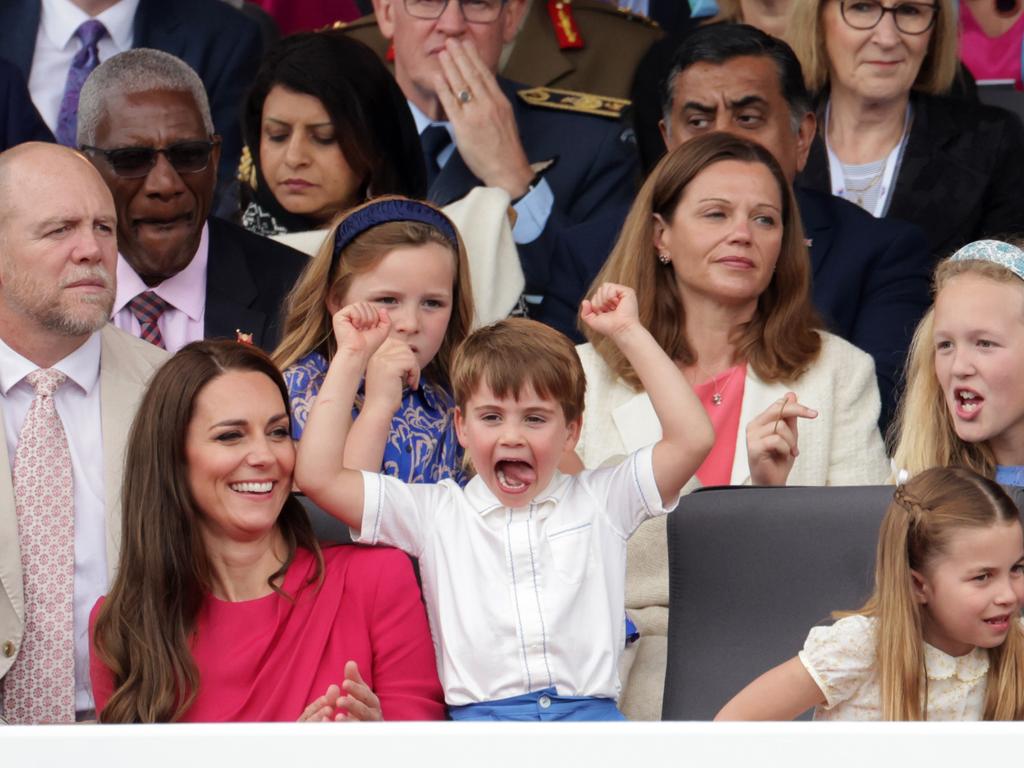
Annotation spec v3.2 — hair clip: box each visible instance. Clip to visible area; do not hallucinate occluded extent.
[896,468,910,487]
[235,329,254,345]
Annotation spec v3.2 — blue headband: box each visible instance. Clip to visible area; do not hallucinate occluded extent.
[949,239,1024,281]
[332,199,459,265]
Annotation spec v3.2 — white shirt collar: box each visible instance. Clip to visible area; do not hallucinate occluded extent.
[0,330,101,397]
[111,222,210,323]
[462,471,573,516]
[40,0,140,51]
[407,100,456,144]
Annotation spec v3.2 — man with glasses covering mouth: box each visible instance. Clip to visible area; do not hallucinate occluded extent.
[373,0,639,339]
[77,48,307,354]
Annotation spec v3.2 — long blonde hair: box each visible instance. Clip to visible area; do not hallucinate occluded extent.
[271,196,474,387]
[845,467,1024,720]
[889,258,1024,476]
[587,132,821,389]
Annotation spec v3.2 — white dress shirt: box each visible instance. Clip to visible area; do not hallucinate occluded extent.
[408,101,554,246]
[356,444,678,706]
[0,333,107,714]
[28,0,139,133]
[110,223,210,353]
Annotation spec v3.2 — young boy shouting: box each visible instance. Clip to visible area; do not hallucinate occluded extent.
[296,283,714,720]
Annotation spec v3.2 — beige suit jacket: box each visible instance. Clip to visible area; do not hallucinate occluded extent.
[0,325,167,682]
[575,331,891,719]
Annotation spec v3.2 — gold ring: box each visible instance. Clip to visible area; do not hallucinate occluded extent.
[772,399,787,434]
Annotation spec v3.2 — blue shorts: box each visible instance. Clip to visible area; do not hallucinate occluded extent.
[448,688,625,721]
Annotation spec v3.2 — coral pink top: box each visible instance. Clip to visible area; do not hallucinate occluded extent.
[90,545,445,722]
[960,2,1024,85]
[693,363,746,487]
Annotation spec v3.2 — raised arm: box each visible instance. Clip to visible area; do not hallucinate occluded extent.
[580,283,714,505]
[294,303,392,529]
[715,656,826,721]
[343,338,421,474]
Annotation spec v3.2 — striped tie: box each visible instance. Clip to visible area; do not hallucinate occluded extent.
[127,291,168,349]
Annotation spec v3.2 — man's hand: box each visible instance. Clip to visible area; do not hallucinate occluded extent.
[433,38,535,197]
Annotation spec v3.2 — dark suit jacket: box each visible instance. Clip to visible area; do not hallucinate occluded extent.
[0,0,262,214]
[799,92,1024,261]
[205,216,307,353]
[427,78,639,338]
[796,186,931,432]
[0,57,52,148]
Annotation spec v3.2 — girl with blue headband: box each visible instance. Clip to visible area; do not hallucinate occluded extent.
[891,239,1024,484]
[272,196,474,484]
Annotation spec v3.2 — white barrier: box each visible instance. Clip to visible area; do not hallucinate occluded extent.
[2,721,1023,768]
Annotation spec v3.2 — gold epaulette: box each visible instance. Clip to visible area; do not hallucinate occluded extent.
[517,86,630,119]
[599,2,661,30]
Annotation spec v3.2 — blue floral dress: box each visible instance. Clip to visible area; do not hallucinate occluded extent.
[285,351,466,485]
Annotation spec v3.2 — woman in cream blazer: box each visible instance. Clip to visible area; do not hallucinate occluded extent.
[573,134,889,720]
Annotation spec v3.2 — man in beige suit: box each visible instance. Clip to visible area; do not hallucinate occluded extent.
[0,143,166,723]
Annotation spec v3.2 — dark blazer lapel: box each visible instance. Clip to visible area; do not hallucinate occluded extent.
[428,148,481,207]
[0,0,41,77]
[204,219,266,346]
[885,95,961,233]
[794,186,833,280]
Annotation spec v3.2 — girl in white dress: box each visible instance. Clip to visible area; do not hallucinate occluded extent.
[716,466,1024,720]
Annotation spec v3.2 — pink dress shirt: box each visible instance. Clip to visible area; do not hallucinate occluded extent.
[110,224,209,353]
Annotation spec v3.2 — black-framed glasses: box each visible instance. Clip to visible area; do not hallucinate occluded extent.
[81,139,219,178]
[403,0,507,23]
[839,0,939,34]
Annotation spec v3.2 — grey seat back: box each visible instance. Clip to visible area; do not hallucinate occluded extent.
[661,485,893,720]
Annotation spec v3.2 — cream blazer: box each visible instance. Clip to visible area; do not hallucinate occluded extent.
[0,325,167,682]
[576,331,891,720]
[272,187,523,327]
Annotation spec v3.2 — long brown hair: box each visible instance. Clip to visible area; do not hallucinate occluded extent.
[587,132,821,389]
[272,196,474,387]
[889,256,1024,477]
[93,340,323,723]
[846,467,1024,720]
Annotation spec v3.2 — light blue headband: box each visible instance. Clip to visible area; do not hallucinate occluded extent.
[949,239,1024,281]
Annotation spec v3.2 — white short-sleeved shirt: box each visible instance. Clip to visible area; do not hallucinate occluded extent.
[798,615,991,720]
[357,444,676,706]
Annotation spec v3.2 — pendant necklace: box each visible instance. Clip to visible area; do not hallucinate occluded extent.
[695,364,738,407]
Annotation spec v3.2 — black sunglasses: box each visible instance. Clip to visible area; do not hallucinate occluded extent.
[81,139,219,179]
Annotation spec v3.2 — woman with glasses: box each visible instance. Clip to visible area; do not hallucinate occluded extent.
[789,0,1024,260]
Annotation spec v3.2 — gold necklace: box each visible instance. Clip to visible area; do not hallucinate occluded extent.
[845,168,884,208]
[692,364,738,407]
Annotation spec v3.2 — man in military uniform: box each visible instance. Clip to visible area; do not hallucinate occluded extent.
[374,0,639,338]
[342,0,662,100]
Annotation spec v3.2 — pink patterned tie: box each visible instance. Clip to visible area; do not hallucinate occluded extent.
[127,291,168,349]
[4,369,75,724]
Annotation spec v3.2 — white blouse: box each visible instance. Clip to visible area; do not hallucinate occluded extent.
[799,615,991,720]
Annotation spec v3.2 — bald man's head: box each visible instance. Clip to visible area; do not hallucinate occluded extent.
[0,142,118,342]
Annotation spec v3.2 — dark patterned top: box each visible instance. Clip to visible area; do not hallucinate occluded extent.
[285,351,466,485]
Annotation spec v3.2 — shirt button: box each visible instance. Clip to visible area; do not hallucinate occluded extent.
[2,640,14,658]
[538,695,551,709]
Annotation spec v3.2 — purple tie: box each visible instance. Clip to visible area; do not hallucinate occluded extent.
[55,19,108,147]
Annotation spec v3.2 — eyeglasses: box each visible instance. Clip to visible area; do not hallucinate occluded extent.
[403,0,507,23]
[839,0,939,34]
[81,140,219,179]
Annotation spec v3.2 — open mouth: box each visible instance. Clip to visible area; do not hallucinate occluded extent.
[954,388,983,416]
[984,614,1011,630]
[229,481,275,495]
[495,460,536,494]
